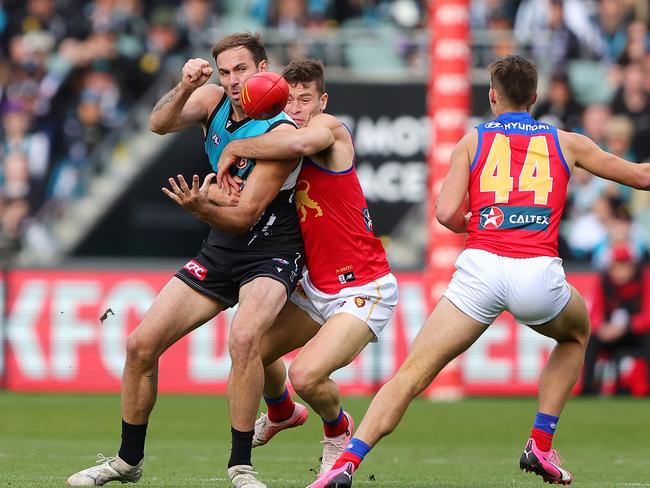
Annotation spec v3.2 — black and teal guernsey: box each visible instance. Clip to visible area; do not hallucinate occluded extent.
[203,94,302,252]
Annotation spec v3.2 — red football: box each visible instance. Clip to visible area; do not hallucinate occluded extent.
[241,71,289,120]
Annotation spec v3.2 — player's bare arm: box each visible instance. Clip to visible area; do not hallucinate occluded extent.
[216,114,338,186]
[558,130,650,189]
[163,156,298,233]
[149,58,222,134]
[436,130,477,233]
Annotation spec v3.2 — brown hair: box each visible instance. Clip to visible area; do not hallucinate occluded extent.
[488,55,538,108]
[212,32,267,65]
[282,59,326,94]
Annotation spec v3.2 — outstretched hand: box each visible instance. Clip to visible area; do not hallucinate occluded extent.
[162,173,216,217]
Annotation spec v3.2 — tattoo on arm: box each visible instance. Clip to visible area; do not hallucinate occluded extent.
[152,85,181,113]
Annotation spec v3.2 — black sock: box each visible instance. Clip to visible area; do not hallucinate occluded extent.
[228,427,254,468]
[118,420,148,466]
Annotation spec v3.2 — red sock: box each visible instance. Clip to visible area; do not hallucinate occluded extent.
[531,428,554,452]
[333,451,362,470]
[265,388,295,423]
[323,409,349,437]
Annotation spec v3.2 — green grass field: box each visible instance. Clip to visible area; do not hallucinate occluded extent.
[1,393,649,487]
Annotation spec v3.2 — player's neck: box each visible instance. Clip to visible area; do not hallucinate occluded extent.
[229,102,248,121]
[494,106,530,117]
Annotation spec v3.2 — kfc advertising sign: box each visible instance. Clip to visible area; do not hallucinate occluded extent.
[0,268,596,395]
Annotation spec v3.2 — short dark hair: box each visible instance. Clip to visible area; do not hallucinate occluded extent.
[488,55,538,108]
[212,32,267,65]
[282,59,325,94]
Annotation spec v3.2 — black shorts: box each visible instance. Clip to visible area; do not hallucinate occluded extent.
[175,242,304,308]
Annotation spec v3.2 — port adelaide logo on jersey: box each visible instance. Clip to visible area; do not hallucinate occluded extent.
[479,206,551,231]
[211,133,221,146]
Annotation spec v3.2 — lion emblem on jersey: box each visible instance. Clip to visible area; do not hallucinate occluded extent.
[295,180,323,223]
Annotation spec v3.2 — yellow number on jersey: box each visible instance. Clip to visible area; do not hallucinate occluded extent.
[519,136,552,205]
[480,133,513,203]
[479,134,553,205]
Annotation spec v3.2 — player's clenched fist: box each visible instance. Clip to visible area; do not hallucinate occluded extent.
[181,58,213,90]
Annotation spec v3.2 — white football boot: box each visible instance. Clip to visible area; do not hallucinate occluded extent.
[228,465,268,488]
[66,454,143,486]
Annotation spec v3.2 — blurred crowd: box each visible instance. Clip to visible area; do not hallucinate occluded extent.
[0,0,650,266]
[0,0,426,253]
[0,0,193,252]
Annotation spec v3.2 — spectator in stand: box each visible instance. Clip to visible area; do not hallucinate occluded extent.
[583,243,650,395]
[618,20,649,65]
[566,195,613,262]
[592,202,649,269]
[486,8,516,60]
[0,150,31,251]
[267,0,308,31]
[0,98,50,206]
[138,6,187,81]
[579,103,612,147]
[611,63,650,161]
[177,0,219,49]
[597,0,632,64]
[470,0,518,30]
[542,0,586,71]
[514,0,603,67]
[533,71,584,130]
[605,115,636,161]
[598,116,637,203]
[48,67,123,202]
[3,0,88,47]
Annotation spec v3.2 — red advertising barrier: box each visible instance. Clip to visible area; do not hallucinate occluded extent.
[0,268,599,395]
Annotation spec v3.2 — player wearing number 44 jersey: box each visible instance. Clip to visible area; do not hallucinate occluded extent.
[313,55,650,488]
[216,59,398,482]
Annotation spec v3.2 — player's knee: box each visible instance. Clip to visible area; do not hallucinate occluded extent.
[574,316,591,348]
[288,362,322,397]
[565,296,591,347]
[125,332,158,369]
[229,328,260,363]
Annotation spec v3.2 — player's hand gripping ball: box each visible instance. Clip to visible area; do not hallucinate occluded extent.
[241,72,289,120]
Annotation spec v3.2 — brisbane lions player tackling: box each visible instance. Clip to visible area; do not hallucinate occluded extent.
[217,59,398,481]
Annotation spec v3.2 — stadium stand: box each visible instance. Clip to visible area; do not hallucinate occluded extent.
[0,0,648,274]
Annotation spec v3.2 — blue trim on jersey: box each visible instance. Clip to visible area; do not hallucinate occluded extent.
[482,112,555,136]
[470,127,483,172]
[550,126,571,176]
[304,156,353,174]
[341,121,357,169]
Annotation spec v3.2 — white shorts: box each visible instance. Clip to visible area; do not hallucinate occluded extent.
[443,248,572,326]
[290,270,398,341]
